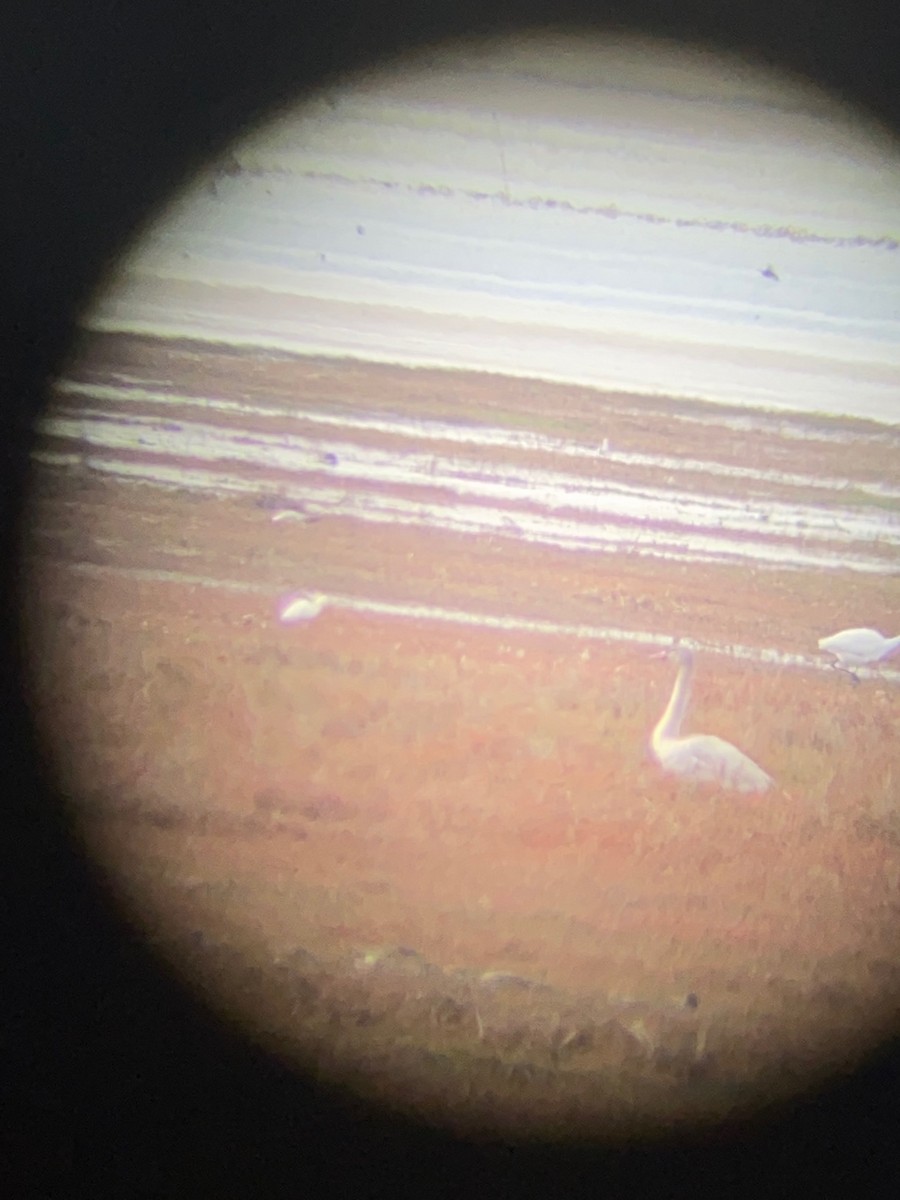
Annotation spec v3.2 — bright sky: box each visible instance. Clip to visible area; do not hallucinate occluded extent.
[92,33,900,422]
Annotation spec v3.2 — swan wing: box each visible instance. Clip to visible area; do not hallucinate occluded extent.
[660,735,772,793]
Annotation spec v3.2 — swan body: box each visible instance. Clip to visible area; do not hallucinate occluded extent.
[278,591,328,624]
[651,646,772,795]
[818,628,900,670]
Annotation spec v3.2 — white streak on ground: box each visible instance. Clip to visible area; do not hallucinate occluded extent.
[32,557,900,684]
[31,446,899,575]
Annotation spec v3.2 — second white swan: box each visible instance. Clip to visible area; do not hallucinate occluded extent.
[818,627,900,677]
[650,646,773,795]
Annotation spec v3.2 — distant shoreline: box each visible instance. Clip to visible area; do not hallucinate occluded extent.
[69,325,900,434]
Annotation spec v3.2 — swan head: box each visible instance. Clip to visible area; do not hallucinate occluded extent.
[650,640,694,668]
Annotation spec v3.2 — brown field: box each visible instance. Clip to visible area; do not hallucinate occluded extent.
[19,341,900,1140]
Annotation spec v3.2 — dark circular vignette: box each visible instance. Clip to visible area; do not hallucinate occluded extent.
[3,0,900,1194]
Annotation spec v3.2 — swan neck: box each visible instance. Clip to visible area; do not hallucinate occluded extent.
[654,651,693,745]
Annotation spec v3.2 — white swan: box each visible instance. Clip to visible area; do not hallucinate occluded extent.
[277,591,328,624]
[650,646,773,794]
[818,628,900,678]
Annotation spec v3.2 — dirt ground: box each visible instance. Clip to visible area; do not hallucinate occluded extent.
[18,341,900,1140]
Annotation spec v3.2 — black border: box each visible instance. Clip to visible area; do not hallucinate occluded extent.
[3,2,900,1194]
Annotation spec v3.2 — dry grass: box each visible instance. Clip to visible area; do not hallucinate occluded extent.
[19,455,900,1136]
